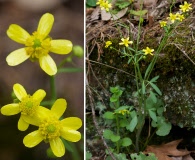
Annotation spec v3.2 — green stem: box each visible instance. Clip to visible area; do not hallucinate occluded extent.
[50,76,57,104]
[116,114,120,154]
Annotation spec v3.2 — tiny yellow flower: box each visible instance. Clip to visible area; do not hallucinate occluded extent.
[143,47,154,56]
[118,109,129,115]
[97,0,112,12]
[6,13,73,76]
[176,13,185,22]
[23,99,82,157]
[103,1,112,12]
[167,13,177,23]
[179,1,192,12]
[119,37,133,47]
[0,83,47,131]
[96,0,104,5]
[105,41,112,48]
[159,21,167,27]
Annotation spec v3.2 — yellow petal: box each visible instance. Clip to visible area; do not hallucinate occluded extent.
[23,130,43,148]
[1,104,20,115]
[50,40,72,54]
[51,99,67,119]
[37,13,54,38]
[18,116,29,131]
[50,138,65,157]
[61,128,81,142]
[7,24,30,44]
[61,117,82,130]
[13,83,27,101]
[39,55,57,76]
[23,106,51,126]
[32,89,46,103]
[6,48,30,66]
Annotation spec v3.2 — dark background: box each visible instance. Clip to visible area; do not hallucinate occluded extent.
[0,0,84,159]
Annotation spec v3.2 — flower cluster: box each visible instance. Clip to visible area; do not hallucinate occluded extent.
[159,1,192,27]
[1,83,82,157]
[6,13,73,76]
[96,0,112,12]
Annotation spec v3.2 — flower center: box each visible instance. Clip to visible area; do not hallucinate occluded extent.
[39,117,61,140]
[19,95,39,116]
[25,31,51,61]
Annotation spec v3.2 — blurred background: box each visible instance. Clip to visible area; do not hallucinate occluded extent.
[0,0,84,159]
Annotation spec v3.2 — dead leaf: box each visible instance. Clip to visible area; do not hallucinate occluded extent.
[101,7,128,21]
[144,139,191,160]
[90,7,101,21]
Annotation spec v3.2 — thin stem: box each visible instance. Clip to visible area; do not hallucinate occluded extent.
[50,76,57,103]
[116,114,120,154]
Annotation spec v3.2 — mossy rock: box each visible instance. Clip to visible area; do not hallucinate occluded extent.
[87,12,195,128]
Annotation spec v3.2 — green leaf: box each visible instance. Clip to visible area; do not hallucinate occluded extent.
[110,134,120,142]
[103,129,113,139]
[130,9,148,16]
[121,137,132,147]
[156,121,172,136]
[120,119,129,127]
[149,91,157,103]
[150,76,159,83]
[144,62,153,79]
[149,82,162,95]
[115,1,131,9]
[103,111,115,119]
[157,107,164,116]
[86,0,97,7]
[110,96,118,102]
[127,111,138,132]
[114,153,128,160]
[86,151,92,160]
[149,109,157,122]
[146,95,155,109]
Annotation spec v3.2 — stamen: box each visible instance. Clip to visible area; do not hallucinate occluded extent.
[39,117,61,140]
[19,95,39,116]
[25,31,51,59]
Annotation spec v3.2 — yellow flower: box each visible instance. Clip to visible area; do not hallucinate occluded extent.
[159,21,167,27]
[105,41,112,48]
[167,13,178,24]
[97,0,112,12]
[179,1,192,12]
[119,37,133,47]
[118,109,129,115]
[143,47,154,56]
[0,83,47,131]
[6,13,73,76]
[176,13,185,22]
[103,1,112,12]
[23,99,82,157]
